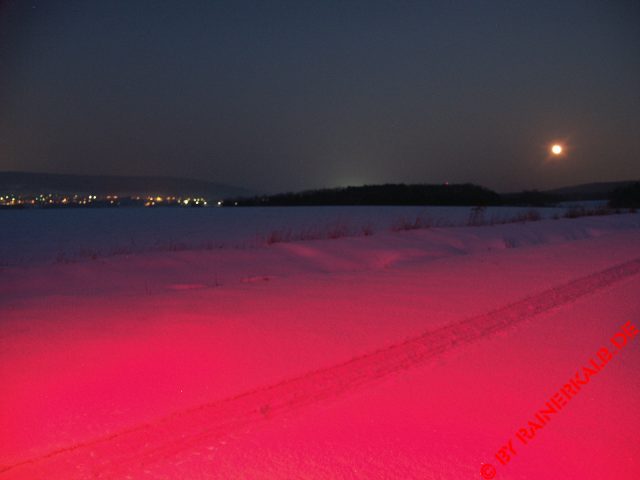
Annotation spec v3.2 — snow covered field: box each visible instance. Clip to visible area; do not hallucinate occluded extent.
[0,206,566,265]
[1,209,639,479]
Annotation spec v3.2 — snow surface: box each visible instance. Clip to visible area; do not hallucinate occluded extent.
[1,211,639,479]
[0,206,566,265]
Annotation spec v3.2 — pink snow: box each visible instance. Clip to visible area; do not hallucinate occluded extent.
[1,214,639,479]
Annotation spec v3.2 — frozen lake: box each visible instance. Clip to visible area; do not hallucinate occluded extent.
[0,205,567,265]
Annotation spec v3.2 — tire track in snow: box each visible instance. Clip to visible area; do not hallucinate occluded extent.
[3,257,640,479]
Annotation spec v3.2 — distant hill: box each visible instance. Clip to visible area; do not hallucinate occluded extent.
[228,180,640,207]
[228,183,501,206]
[543,181,639,201]
[0,171,252,198]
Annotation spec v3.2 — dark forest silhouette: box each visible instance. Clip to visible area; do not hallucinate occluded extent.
[227,184,558,207]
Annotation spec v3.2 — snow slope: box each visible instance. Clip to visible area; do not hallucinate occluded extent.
[0,205,565,265]
[1,213,639,479]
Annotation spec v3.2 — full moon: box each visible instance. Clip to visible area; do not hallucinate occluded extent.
[551,144,563,155]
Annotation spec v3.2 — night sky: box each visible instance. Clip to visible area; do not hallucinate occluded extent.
[1,0,639,194]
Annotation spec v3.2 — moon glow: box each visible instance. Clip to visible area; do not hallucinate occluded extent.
[551,144,563,155]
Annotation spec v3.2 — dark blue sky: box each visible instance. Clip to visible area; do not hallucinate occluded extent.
[1,0,638,193]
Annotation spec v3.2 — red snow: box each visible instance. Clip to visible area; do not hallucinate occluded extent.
[1,215,639,479]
